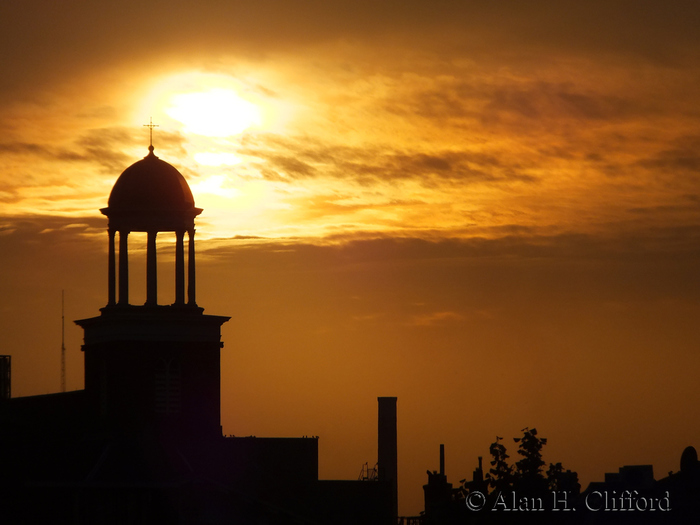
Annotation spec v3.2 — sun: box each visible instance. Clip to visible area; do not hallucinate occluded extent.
[135,71,286,139]
[132,71,298,239]
[167,88,261,137]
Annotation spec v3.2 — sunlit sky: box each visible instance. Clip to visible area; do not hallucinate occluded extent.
[2,0,700,515]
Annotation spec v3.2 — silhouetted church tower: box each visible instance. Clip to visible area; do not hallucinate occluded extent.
[1,141,398,525]
[76,145,229,440]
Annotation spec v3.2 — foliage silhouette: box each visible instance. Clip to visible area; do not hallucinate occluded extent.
[513,427,548,493]
[485,436,513,492]
[462,427,578,498]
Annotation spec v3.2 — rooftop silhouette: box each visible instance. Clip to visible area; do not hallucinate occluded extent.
[0,145,398,525]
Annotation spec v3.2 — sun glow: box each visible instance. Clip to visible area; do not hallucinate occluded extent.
[191,175,239,198]
[136,71,292,138]
[193,152,242,166]
[131,71,303,239]
[167,89,261,137]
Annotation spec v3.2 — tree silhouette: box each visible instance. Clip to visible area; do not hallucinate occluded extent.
[485,436,513,492]
[464,427,578,498]
[512,427,548,493]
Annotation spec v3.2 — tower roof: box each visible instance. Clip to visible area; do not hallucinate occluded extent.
[107,146,195,213]
[102,146,201,231]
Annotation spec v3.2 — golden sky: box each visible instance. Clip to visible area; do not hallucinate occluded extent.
[2,0,700,515]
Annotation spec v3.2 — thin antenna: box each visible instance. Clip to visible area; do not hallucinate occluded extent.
[61,290,66,393]
[143,117,159,148]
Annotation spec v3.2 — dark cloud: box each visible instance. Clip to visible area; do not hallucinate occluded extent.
[0,216,104,240]
[380,74,654,134]
[0,126,188,177]
[202,223,700,269]
[0,137,126,174]
[0,142,51,156]
[483,83,638,123]
[264,153,318,178]
[74,127,187,172]
[637,135,700,174]
[240,134,537,185]
[387,151,537,184]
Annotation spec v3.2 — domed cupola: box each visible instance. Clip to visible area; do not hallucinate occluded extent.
[100,146,201,309]
[108,146,195,213]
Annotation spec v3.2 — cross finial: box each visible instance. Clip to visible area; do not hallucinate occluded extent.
[143,117,159,151]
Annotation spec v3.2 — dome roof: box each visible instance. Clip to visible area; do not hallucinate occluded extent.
[107,147,195,212]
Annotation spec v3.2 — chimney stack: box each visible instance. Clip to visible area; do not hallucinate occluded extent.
[378,397,398,521]
[439,444,445,476]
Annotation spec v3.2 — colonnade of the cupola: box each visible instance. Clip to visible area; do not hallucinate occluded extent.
[107,227,197,307]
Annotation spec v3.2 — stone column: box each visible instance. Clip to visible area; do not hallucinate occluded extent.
[108,228,116,306]
[175,230,185,305]
[187,228,196,305]
[118,230,129,305]
[146,230,158,305]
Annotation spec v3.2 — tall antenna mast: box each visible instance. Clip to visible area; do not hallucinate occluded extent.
[61,290,66,393]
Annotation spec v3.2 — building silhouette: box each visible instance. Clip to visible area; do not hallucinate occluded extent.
[0,146,396,524]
